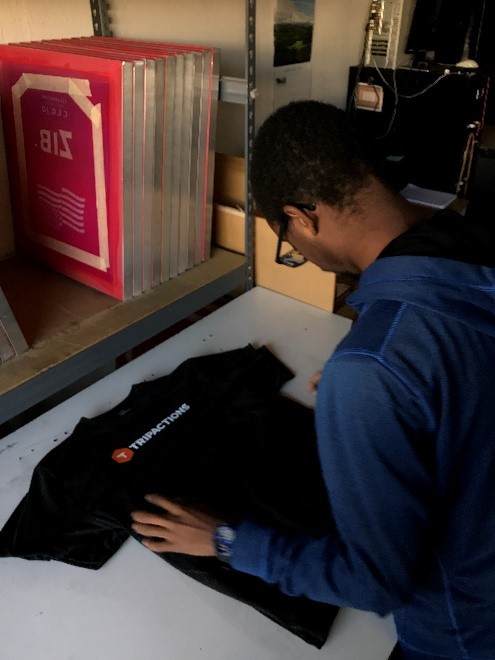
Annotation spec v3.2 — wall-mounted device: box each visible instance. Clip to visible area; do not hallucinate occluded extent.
[364,0,405,69]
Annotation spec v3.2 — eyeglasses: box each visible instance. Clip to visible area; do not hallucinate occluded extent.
[275,202,316,267]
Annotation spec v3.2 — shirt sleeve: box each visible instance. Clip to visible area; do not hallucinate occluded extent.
[230,353,437,615]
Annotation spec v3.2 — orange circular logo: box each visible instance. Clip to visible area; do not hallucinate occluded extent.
[112,447,134,463]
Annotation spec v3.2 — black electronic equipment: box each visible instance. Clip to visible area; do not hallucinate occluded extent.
[347,66,489,195]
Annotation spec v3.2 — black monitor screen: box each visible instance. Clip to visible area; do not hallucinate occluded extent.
[405,0,476,65]
[405,0,444,55]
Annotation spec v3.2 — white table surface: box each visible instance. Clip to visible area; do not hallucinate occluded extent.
[0,287,397,660]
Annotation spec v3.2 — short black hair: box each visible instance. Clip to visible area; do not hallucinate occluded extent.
[250,100,374,225]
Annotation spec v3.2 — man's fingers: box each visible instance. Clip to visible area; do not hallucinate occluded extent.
[142,538,176,553]
[144,493,185,516]
[307,369,322,393]
[131,520,169,538]
[130,509,175,527]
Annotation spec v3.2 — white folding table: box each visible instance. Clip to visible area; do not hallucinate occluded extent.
[0,287,397,659]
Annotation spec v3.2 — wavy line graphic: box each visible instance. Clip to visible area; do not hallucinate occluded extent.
[36,184,86,233]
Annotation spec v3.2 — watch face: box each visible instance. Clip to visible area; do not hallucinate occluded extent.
[214,524,236,560]
[219,525,236,542]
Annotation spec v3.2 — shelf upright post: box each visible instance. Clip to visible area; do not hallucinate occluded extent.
[89,0,113,36]
[244,0,256,290]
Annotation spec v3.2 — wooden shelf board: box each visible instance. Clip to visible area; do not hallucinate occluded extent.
[0,248,246,407]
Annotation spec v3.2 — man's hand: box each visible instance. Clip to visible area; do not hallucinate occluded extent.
[130,494,221,556]
[307,369,322,393]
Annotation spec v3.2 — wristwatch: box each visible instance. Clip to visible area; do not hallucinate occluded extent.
[213,523,236,562]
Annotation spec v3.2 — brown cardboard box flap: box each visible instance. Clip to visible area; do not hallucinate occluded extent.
[214,153,246,209]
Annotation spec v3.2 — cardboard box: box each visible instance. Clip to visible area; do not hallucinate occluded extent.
[214,152,246,209]
[213,203,336,312]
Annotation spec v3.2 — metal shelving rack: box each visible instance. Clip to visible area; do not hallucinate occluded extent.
[0,0,256,428]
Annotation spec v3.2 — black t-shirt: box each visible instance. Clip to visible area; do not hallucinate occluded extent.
[0,344,339,648]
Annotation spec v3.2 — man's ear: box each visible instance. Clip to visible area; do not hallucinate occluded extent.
[283,204,318,235]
